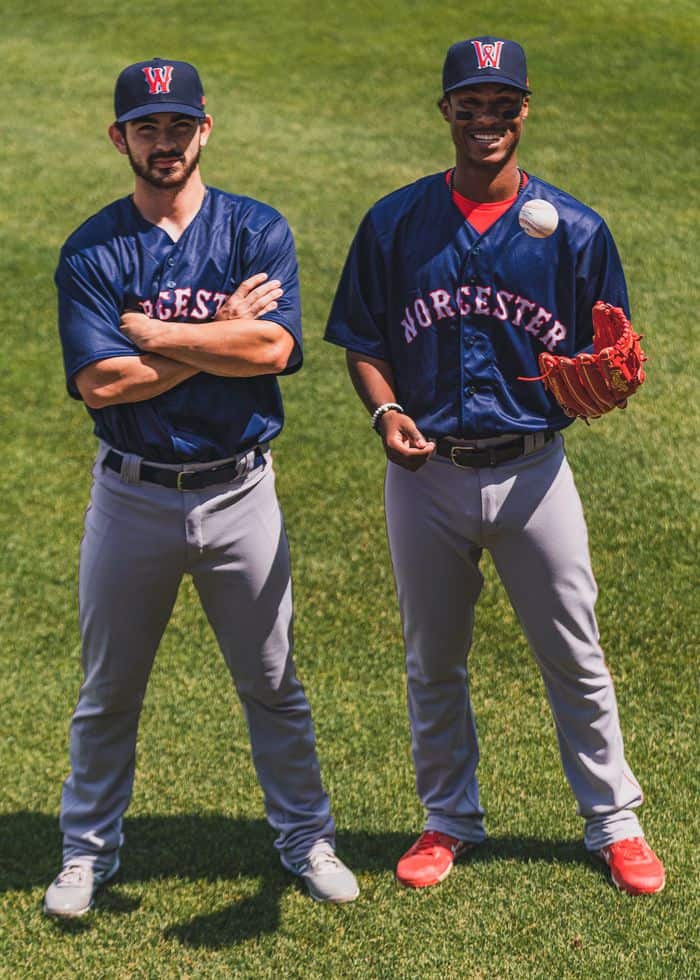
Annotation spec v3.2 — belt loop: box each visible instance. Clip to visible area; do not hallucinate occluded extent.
[236,447,257,478]
[523,433,545,456]
[243,443,268,476]
[119,453,142,484]
[237,449,252,478]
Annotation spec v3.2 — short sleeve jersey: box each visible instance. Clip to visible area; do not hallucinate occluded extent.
[56,187,302,463]
[325,172,630,438]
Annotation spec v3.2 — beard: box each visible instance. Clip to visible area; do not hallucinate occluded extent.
[125,141,202,190]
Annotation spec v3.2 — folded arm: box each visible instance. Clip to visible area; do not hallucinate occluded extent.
[120,273,294,378]
[74,354,199,409]
[121,314,294,377]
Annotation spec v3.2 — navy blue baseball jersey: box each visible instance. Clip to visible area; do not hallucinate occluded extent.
[325,172,630,438]
[56,187,302,462]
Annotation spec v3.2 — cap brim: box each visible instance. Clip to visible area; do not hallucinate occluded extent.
[444,75,531,95]
[116,102,206,123]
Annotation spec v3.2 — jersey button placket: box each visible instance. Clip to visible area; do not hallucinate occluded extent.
[166,255,176,288]
[463,319,477,414]
[459,239,483,432]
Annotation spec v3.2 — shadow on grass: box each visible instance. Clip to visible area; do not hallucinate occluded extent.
[0,811,600,948]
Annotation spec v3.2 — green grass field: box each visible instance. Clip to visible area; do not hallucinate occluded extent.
[1,1,698,976]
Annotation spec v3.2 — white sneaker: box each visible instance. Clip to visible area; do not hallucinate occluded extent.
[43,856,120,918]
[282,845,359,903]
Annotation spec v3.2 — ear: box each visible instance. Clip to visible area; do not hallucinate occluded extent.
[199,114,213,147]
[437,95,451,122]
[108,123,128,155]
[521,96,530,120]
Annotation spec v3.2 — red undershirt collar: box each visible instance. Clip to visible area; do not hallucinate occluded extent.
[445,169,529,234]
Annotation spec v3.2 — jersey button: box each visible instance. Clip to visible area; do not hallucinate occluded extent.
[464,385,476,396]
[167,257,175,267]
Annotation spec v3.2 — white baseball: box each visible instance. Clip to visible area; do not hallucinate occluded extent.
[518,199,559,238]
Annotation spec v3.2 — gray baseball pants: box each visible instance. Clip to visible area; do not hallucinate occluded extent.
[384,433,644,851]
[60,443,334,870]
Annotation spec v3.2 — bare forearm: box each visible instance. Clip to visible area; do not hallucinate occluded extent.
[127,318,294,377]
[75,354,198,409]
[345,350,434,470]
[346,351,399,413]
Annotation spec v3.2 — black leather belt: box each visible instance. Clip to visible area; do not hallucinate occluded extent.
[104,447,266,491]
[436,432,554,468]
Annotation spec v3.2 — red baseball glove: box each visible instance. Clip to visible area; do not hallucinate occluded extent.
[522,302,647,420]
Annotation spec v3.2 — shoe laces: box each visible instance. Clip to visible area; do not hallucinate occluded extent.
[412,831,457,855]
[55,864,89,887]
[304,848,343,874]
[611,838,650,861]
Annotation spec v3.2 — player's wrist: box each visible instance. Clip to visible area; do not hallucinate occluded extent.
[371,402,404,433]
[144,320,182,353]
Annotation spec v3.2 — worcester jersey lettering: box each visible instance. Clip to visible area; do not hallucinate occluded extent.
[56,187,302,462]
[325,172,629,438]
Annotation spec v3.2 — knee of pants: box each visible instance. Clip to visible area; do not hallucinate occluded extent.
[75,683,145,718]
[233,660,306,710]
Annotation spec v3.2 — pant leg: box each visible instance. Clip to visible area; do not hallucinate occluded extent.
[484,436,644,850]
[385,460,488,843]
[61,460,184,867]
[189,460,334,865]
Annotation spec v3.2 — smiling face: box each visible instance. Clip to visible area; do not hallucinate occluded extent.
[439,83,528,171]
[109,111,212,189]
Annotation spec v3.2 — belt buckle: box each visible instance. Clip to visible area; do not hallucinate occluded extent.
[176,468,195,491]
[449,444,478,468]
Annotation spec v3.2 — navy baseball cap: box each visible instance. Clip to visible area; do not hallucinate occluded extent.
[443,37,531,95]
[114,57,206,123]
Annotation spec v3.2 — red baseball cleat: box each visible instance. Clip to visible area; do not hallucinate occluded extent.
[396,830,472,888]
[598,837,666,895]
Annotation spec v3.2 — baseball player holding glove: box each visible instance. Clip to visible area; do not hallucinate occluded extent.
[45,57,358,917]
[325,36,664,895]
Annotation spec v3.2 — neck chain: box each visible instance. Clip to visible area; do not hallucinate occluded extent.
[449,167,524,199]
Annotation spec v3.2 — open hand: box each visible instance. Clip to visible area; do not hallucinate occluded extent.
[215,273,283,321]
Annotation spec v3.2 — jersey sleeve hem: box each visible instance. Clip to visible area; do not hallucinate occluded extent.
[323,334,390,363]
[66,350,138,400]
[260,316,303,375]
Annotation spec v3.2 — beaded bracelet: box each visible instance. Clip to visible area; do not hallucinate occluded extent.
[371,402,404,432]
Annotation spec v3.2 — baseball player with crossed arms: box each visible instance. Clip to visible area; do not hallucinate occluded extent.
[44,57,358,917]
[325,36,665,895]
